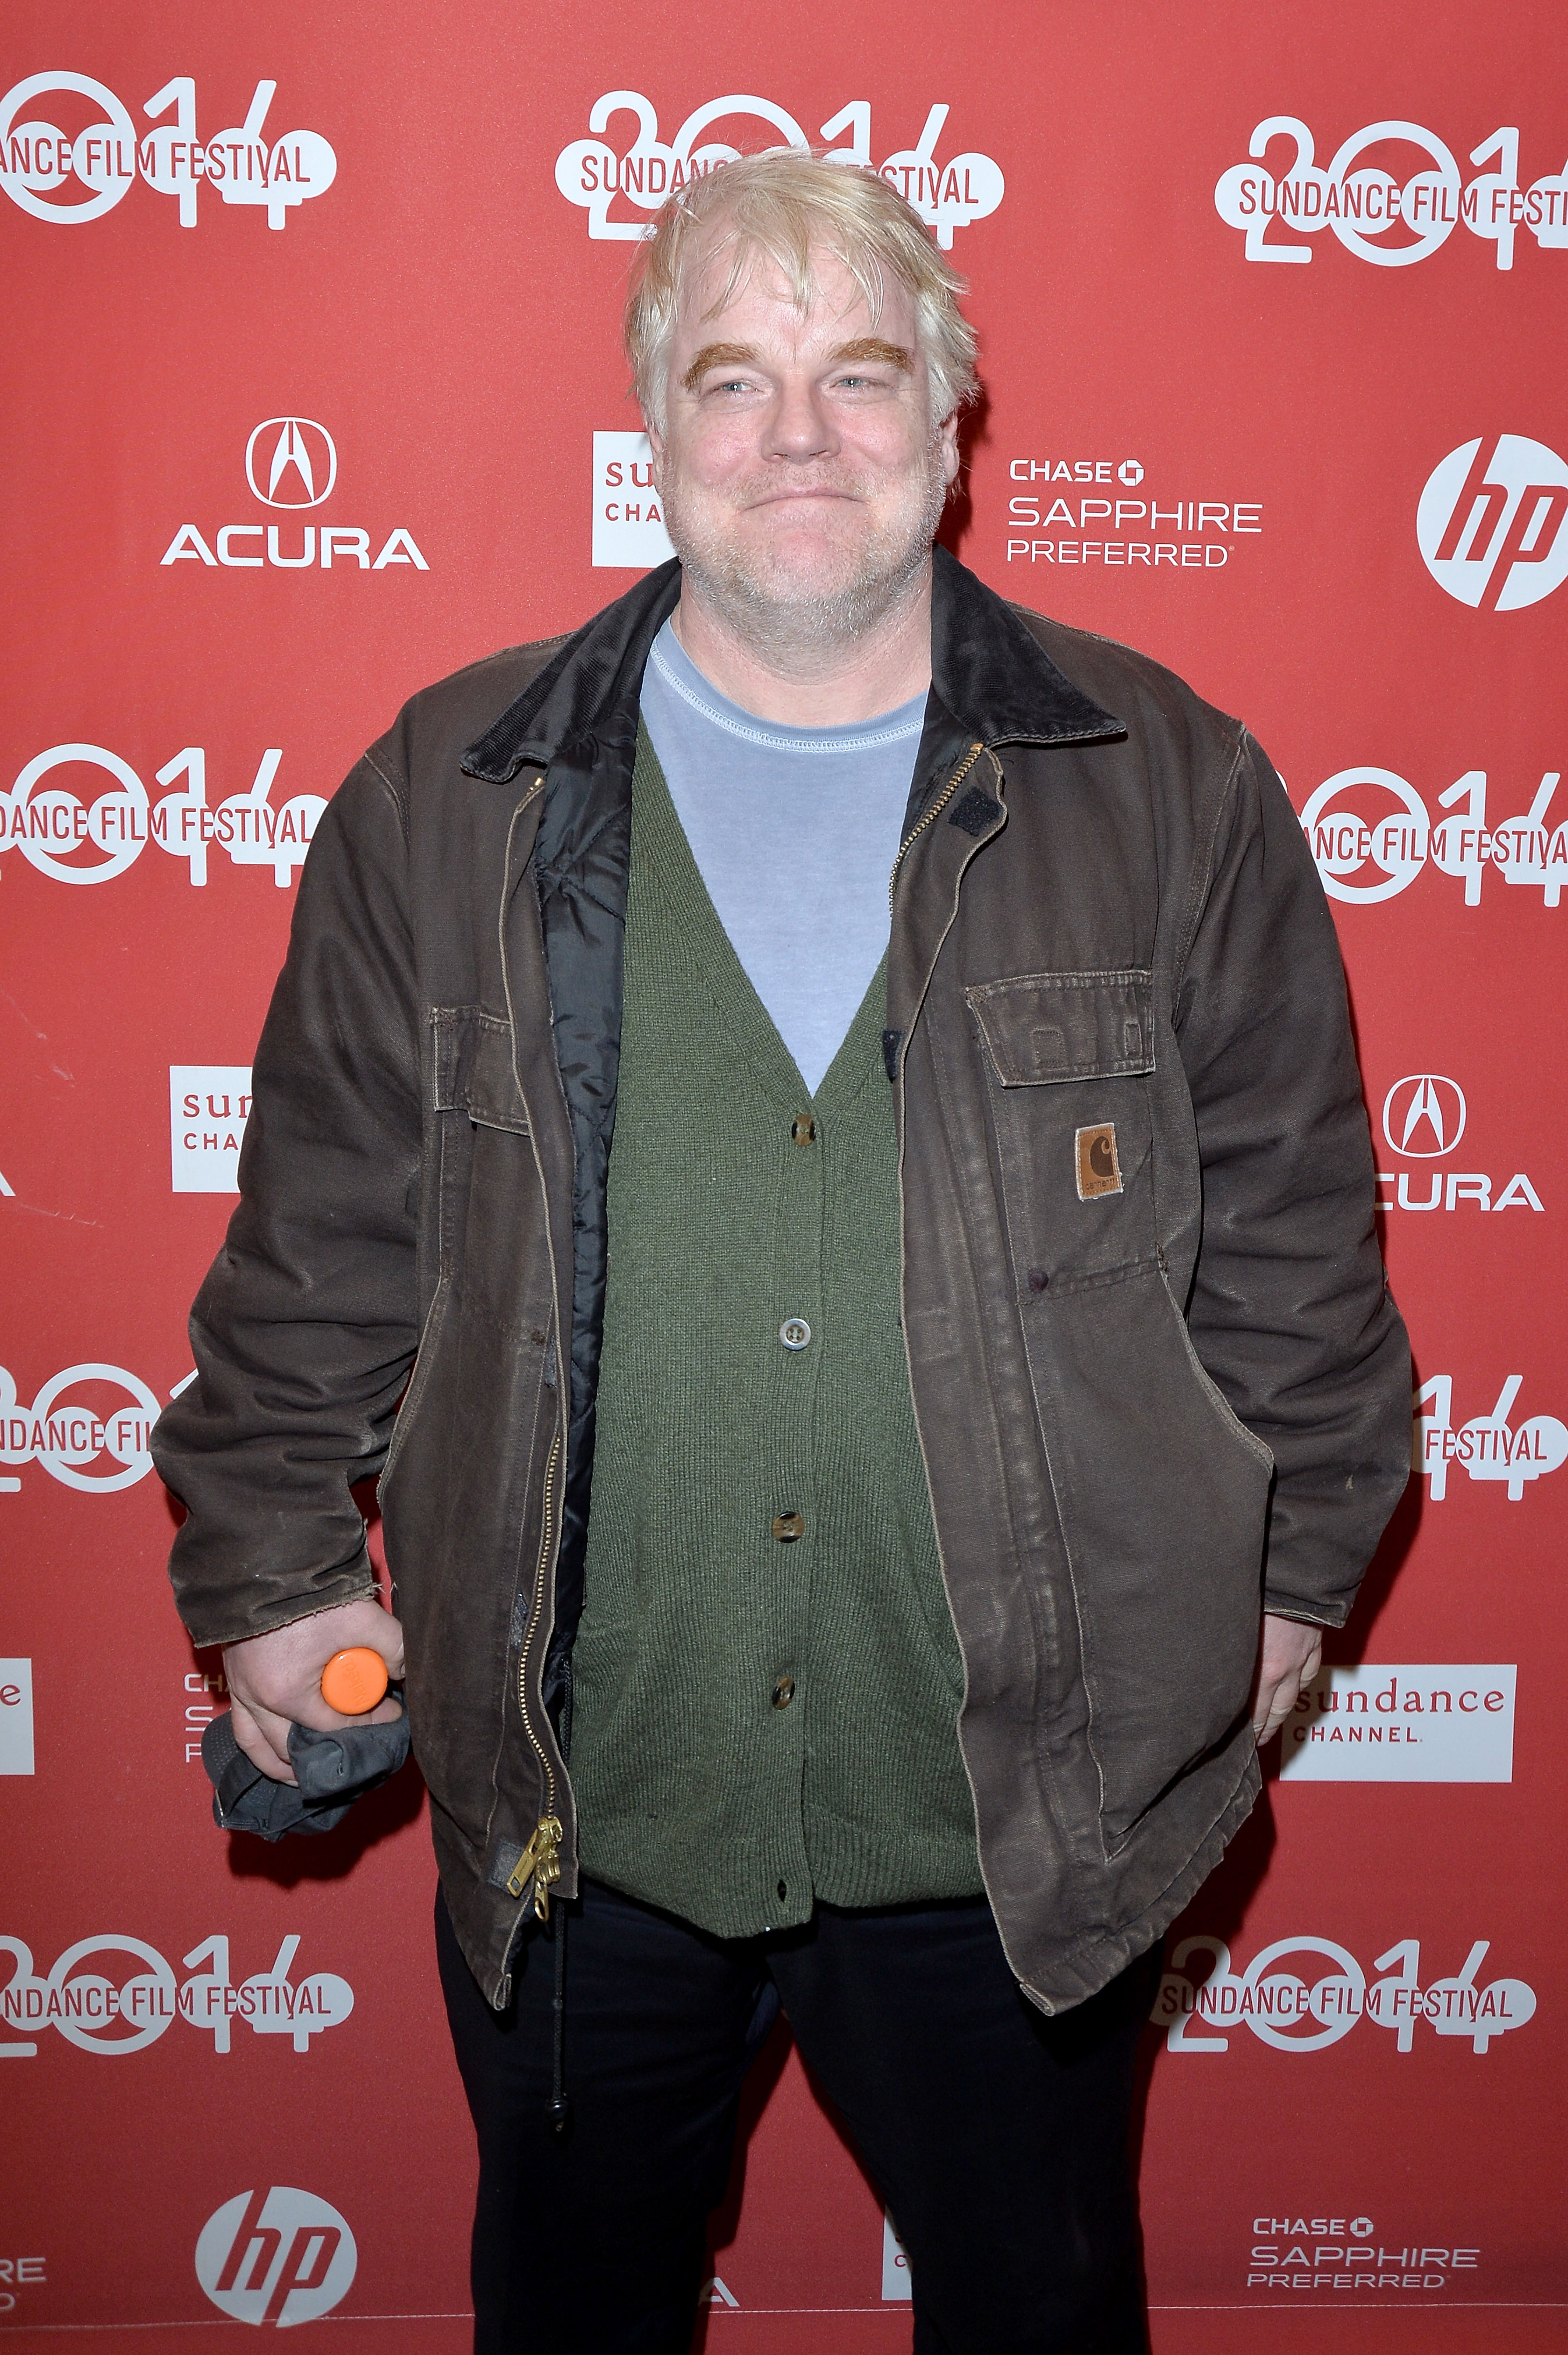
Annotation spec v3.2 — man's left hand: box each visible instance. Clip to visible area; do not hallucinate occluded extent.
[1251,1613,1323,1745]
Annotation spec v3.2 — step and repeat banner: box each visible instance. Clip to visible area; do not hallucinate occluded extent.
[2,2,1563,2349]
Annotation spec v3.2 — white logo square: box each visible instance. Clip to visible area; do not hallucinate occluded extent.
[882,2212,911,2300]
[170,1066,252,1193]
[1280,1665,1515,1782]
[592,433,674,568]
[0,1660,34,1775]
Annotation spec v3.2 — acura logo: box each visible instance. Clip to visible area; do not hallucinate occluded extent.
[1382,1074,1467,1159]
[245,417,337,509]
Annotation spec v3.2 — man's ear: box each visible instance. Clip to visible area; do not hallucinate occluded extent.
[937,410,961,489]
[645,418,666,480]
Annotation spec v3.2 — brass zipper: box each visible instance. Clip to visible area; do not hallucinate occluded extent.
[497,775,567,1925]
[888,741,985,911]
[507,1812,564,1920]
[506,1423,563,1916]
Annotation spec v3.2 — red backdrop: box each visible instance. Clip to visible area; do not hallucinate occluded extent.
[2,3,1564,2349]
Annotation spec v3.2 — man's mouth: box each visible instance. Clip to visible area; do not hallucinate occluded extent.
[739,486,861,510]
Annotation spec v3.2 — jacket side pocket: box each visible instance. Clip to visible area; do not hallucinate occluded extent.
[1018,1262,1272,1850]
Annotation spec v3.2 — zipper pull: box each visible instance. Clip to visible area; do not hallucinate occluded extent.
[507,1814,565,1918]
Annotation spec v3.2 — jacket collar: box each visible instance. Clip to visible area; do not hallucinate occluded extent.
[926,542,1123,746]
[460,541,1121,784]
[461,560,683,784]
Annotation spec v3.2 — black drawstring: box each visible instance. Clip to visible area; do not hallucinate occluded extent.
[550,1902,571,2136]
[549,1675,573,2137]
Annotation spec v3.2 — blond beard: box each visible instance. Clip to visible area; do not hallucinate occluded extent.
[659,439,950,670]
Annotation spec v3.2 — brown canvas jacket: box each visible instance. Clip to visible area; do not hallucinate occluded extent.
[154,548,1411,2014]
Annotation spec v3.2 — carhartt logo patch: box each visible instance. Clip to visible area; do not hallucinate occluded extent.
[1075,1122,1122,1200]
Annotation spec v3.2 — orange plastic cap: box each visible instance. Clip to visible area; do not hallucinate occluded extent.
[320,1647,390,1716]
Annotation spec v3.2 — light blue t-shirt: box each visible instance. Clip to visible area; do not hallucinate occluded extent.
[638,619,926,1094]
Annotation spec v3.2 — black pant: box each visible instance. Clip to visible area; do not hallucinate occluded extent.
[437,1880,1156,2355]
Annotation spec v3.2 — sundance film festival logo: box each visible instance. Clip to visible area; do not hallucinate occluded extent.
[1216,116,1568,268]
[1414,1374,1567,1501]
[557,93,1002,250]
[0,72,333,230]
[197,2189,356,2329]
[1155,1933,1535,2055]
[161,418,427,574]
[1418,435,1568,611]
[1,1932,351,2057]
[0,744,322,888]
[0,1362,162,1495]
[1376,1072,1543,1217]
[1299,763,1566,906]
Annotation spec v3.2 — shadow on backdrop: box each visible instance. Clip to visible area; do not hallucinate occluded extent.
[936,378,990,566]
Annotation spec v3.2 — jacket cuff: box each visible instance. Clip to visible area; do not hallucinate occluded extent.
[178,1566,379,1653]
[1262,1592,1350,1630]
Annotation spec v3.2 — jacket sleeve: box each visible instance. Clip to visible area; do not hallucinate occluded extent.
[152,754,424,1649]
[1172,729,1411,1627]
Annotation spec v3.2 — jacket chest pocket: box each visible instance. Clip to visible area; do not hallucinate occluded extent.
[433,1007,532,1134]
[430,1007,539,1317]
[965,969,1156,1289]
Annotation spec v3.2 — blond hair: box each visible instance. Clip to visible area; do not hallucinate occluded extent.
[624,150,979,431]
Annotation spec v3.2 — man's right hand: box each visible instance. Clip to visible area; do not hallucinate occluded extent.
[222,1598,406,1786]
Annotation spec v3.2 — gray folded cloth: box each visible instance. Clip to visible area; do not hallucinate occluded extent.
[201,1700,410,1838]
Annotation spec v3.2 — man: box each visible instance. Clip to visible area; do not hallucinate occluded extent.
[155,153,1410,2354]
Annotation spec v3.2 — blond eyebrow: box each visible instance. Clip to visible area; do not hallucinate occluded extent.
[827,338,914,371]
[681,342,761,392]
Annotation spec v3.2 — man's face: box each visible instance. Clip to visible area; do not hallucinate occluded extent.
[648,234,960,644]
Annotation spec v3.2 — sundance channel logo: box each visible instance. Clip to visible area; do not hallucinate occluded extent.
[557,91,1001,249]
[593,431,674,568]
[1216,116,1568,269]
[1280,1665,1516,1782]
[161,417,428,575]
[171,1066,252,1192]
[0,1661,33,1776]
[0,71,332,230]
[1154,1933,1535,2055]
[1376,1071,1543,1216]
[197,2189,355,2329]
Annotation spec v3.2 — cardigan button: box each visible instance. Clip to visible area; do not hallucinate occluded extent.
[779,1318,812,1351]
[791,1114,817,1145]
[771,1677,796,1709]
[771,1511,805,1542]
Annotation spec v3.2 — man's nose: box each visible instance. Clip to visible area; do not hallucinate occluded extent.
[762,377,840,462]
